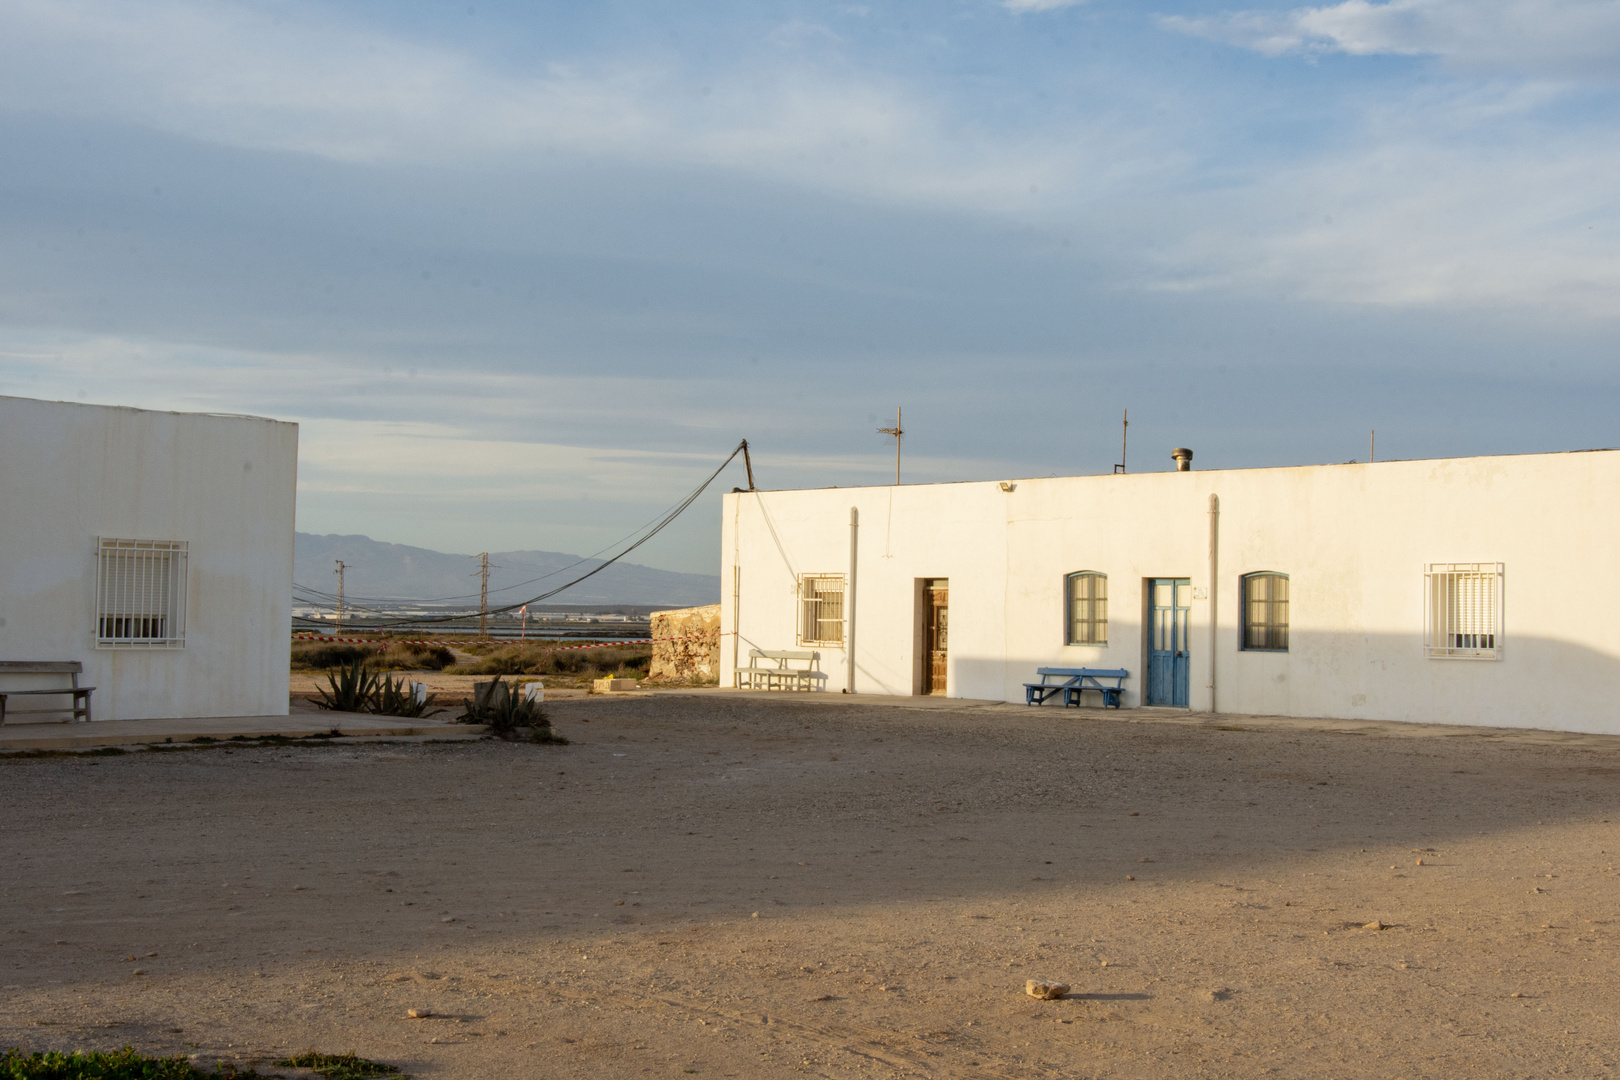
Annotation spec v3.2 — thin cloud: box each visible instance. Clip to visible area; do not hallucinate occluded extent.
[1139,98,1620,316]
[0,0,1105,214]
[0,0,1610,318]
[1163,0,1620,79]
[1002,0,1088,11]
[0,330,986,564]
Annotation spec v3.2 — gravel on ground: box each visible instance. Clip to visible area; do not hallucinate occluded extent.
[2,693,1617,1078]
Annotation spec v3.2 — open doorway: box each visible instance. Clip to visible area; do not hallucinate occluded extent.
[920,578,948,695]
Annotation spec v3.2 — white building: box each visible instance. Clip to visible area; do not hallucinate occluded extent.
[0,396,297,722]
[720,450,1620,735]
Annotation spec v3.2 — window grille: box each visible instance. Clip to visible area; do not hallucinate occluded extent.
[1065,571,1108,645]
[798,574,845,646]
[1241,572,1290,652]
[95,538,188,648]
[1424,563,1501,660]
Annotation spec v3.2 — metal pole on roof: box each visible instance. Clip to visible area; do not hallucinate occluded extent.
[878,407,903,484]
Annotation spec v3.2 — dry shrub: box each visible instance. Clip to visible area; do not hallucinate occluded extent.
[290,642,374,670]
[291,640,454,672]
[378,642,456,671]
[448,643,651,678]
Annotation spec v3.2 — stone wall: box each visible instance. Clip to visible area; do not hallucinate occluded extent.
[648,604,721,683]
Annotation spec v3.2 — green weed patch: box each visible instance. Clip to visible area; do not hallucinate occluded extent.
[0,1046,257,1079]
[0,747,128,760]
[0,1047,407,1079]
[274,1052,403,1079]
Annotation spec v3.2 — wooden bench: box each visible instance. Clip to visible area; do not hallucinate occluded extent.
[1024,667,1082,705]
[737,649,823,691]
[1062,668,1128,709]
[1023,666,1128,709]
[0,661,96,725]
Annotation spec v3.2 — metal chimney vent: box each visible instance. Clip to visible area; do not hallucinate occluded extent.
[1171,447,1194,471]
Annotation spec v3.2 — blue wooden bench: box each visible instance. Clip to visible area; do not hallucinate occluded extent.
[1023,667,1128,709]
[1063,668,1128,708]
[1025,667,1081,705]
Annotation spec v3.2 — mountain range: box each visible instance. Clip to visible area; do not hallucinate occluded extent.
[294,533,719,609]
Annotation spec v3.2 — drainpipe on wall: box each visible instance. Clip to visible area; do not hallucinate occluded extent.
[731,495,743,687]
[846,507,859,694]
[1208,493,1220,714]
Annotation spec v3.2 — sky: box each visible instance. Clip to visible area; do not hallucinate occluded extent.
[1,0,1616,576]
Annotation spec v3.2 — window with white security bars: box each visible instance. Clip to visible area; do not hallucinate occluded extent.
[1425,563,1502,660]
[96,538,188,648]
[798,574,845,646]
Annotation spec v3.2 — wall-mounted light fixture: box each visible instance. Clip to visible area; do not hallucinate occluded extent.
[998,481,1016,492]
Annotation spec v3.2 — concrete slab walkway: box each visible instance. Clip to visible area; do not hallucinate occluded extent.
[630,686,1620,749]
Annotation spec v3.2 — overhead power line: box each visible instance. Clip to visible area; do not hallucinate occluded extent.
[292,439,755,627]
[293,455,752,610]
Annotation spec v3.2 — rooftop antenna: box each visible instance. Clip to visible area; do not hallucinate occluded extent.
[741,438,756,491]
[878,407,903,485]
[1370,429,1376,463]
[1113,409,1129,474]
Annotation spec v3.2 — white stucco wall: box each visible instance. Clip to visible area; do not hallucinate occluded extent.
[0,396,297,721]
[721,451,1620,735]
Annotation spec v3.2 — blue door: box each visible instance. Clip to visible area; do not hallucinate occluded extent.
[1147,578,1191,707]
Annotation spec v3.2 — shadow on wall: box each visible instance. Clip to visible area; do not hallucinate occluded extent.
[953,628,1620,736]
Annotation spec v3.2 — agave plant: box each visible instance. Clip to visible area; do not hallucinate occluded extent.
[314,657,381,713]
[457,675,564,743]
[374,674,433,718]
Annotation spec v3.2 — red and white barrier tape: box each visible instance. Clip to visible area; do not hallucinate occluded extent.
[292,631,723,650]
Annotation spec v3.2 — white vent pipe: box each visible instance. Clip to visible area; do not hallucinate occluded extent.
[847,507,859,694]
[1208,493,1219,714]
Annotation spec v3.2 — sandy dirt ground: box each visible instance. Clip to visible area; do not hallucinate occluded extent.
[3,693,1618,1079]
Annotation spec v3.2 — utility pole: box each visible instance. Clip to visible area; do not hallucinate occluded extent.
[878,407,903,485]
[1114,409,1129,474]
[473,553,494,640]
[334,560,345,632]
[740,439,756,491]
